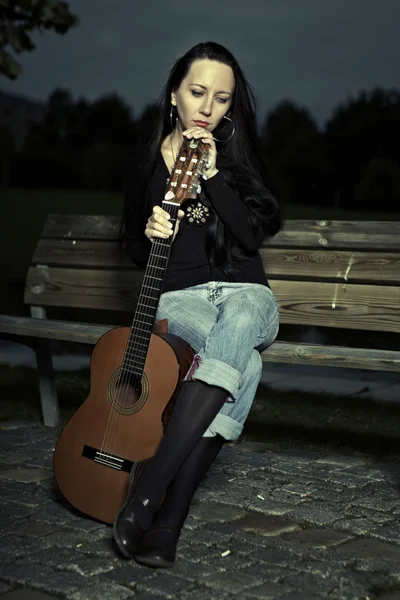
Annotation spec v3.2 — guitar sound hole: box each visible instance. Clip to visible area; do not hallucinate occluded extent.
[108,369,149,415]
[114,376,142,410]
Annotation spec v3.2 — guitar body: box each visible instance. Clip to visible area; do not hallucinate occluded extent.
[53,326,194,524]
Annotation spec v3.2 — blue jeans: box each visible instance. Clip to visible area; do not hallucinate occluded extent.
[156,282,279,441]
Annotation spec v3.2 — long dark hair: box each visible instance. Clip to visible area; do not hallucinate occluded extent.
[121,41,282,276]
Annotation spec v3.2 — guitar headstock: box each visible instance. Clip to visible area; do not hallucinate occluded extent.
[164,138,210,206]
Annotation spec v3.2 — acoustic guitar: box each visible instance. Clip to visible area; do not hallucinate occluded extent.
[53,138,210,524]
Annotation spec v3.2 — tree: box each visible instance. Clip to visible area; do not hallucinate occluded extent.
[0,0,78,79]
[261,101,328,205]
[0,123,15,187]
[355,158,400,211]
[85,94,135,146]
[325,88,400,207]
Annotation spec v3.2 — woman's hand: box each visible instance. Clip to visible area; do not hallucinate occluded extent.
[145,206,185,243]
[182,127,219,179]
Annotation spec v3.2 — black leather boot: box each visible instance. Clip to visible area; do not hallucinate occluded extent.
[134,435,225,568]
[113,459,155,558]
[113,380,228,558]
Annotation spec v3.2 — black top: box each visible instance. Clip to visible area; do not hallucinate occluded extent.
[126,153,269,293]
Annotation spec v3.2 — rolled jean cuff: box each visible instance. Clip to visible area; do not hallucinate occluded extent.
[185,356,242,401]
[202,414,243,441]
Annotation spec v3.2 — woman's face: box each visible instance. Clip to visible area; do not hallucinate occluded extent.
[172,59,235,133]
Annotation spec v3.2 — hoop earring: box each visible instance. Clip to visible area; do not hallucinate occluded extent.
[213,115,235,142]
[170,105,178,130]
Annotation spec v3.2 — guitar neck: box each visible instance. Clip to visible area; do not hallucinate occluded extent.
[121,200,179,378]
[120,138,209,380]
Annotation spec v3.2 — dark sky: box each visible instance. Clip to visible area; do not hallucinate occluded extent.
[2,0,400,126]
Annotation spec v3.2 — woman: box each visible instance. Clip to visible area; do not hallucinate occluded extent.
[115,41,282,568]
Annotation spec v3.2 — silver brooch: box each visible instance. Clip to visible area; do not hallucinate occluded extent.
[185,200,210,226]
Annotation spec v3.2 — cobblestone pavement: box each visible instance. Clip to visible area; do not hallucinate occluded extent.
[1,421,400,600]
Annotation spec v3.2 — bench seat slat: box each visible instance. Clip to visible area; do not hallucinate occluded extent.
[1,315,399,372]
[0,315,111,344]
[261,340,400,372]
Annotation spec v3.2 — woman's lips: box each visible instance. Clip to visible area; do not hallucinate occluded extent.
[194,121,209,127]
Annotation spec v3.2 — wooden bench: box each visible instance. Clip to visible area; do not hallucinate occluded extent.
[1,215,399,427]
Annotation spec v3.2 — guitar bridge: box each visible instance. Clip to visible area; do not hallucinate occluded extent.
[82,444,133,473]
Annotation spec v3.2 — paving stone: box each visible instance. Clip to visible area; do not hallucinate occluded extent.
[246,498,296,517]
[235,514,300,537]
[241,582,295,598]
[338,538,400,561]
[31,548,117,576]
[372,523,400,543]
[279,594,329,600]
[4,521,60,538]
[0,582,12,594]
[289,504,342,527]
[282,571,340,596]
[188,502,246,522]
[280,528,354,549]
[0,563,55,585]
[314,455,369,468]
[179,590,236,600]
[335,517,391,536]
[236,442,271,453]
[169,558,222,582]
[67,581,136,600]
[247,546,300,567]
[136,572,196,597]
[357,496,399,513]
[0,469,53,483]
[203,570,263,594]
[0,589,59,600]
[28,570,95,596]
[103,564,157,584]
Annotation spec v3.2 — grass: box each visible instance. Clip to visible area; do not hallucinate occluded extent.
[2,364,400,462]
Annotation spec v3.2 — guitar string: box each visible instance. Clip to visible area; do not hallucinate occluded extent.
[103,206,179,459]
[100,142,200,459]
[99,233,173,459]
[101,142,207,462]
[102,146,194,457]
[103,142,204,458]
[102,143,200,459]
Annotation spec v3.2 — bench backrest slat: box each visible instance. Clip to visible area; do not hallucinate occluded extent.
[25,266,400,333]
[42,215,400,250]
[272,220,400,250]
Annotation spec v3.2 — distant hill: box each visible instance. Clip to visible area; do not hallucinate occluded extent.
[0,89,45,118]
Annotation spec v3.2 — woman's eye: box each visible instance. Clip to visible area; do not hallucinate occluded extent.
[192,91,203,97]
[217,98,228,104]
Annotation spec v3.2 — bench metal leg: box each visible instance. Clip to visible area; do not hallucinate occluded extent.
[31,307,61,427]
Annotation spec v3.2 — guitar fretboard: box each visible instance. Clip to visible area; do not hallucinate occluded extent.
[120,201,180,380]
